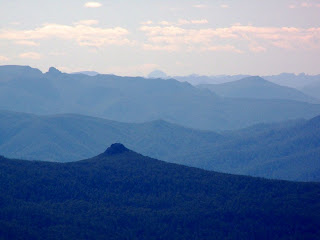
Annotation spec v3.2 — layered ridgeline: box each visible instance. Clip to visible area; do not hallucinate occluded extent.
[1,110,319,181]
[172,72,320,89]
[1,65,320,131]
[302,81,320,99]
[197,76,318,103]
[0,143,319,240]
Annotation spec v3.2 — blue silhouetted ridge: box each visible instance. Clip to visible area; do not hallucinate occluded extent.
[104,143,130,155]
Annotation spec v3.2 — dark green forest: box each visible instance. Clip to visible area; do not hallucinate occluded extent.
[0,144,320,239]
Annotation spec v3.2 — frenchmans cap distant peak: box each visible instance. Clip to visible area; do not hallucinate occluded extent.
[104,143,130,155]
[47,67,62,75]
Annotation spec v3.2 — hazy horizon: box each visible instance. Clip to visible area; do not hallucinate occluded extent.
[1,0,320,76]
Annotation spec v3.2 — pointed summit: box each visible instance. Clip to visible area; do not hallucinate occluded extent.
[148,70,168,79]
[104,143,130,155]
[46,67,62,76]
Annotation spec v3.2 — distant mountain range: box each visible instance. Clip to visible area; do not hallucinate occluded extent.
[0,143,319,239]
[1,110,319,181]
[169,72,320,90]
[1,65,320,131]
[71,71,100,76]
[197,76,318,103]
[302,81,320,99]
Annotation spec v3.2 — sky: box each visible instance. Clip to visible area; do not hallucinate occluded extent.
[0,0,320,76]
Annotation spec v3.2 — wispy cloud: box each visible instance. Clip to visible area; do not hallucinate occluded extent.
[0,55,9,61]
[141,20,153,25]
[159,21,170,26]
[191,19,208,25]
[301,2,313,7]
[220,4,229,8]
[193,4,207,8]
[177,19,208,25]
[74,20,99,26]
[84,2,102,8]
[140,24,320,53]
[10,22,20,26]
[19,52,42,59]
[205,45,243,53]
[14,40,39,46]
[153,19,209,26]
[289,1,320,8]
[0,23,132,48]
[49,52,67,56]
[142,44,179,52]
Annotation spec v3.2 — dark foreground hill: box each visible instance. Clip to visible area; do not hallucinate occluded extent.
[0,143,320,240]
[1,65,320,130]
[0,110,319,181]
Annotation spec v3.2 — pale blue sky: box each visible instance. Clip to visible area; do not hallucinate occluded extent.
[0,0,319,76]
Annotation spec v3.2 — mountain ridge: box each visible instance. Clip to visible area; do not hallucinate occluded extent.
[0,144,319,239]
[197,76,318,103]
[0,109,319,181]
[1,65,320,131]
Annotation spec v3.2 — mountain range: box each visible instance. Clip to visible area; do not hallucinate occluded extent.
[1,110,319,181]
[0,143,319,239]
[302,81,320,99]
[1,65,320,131]
[167,72,320,90]
[197,76,318,103]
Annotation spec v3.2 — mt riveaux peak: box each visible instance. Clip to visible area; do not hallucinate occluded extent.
[104,143,130,155]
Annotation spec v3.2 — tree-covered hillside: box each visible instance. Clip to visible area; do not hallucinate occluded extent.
[0,110,319,181]
[0,144,319,239]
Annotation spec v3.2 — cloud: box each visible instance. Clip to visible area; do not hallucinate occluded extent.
[191,19,208,24]
[10,22,20,25]
[141,20,153,25]
[205,45,243,53]
[49,52,67,56]
[177,19,208,25]
[220,4,229,8]
[0,55,9,61]
[0,23,132,48]
[301,2,313,7]
[289,1,320,8]
[14,40,39,46]
[84,2,102,8]
[140,24,320,53]
[149,19,209,27]
[142,44,179,52]
[177,19,190,25]
[159,21,170,26]
[74,20,99,26]
[249,44,267,53]
[19,52,42,59]
[193,4,206,8]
